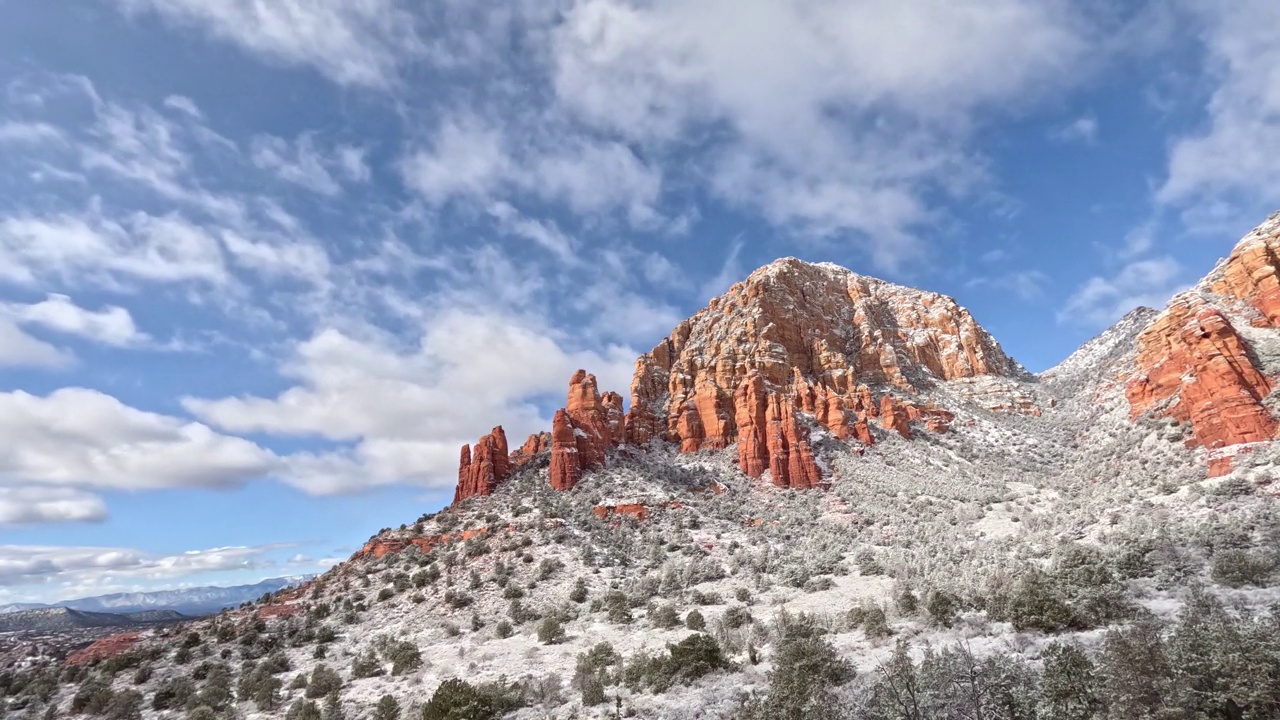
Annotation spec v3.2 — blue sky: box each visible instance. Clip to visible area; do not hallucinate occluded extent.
[0,0,1276,603]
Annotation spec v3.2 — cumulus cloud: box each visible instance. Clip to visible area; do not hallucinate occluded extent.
[0,388,280,491]
[549,0,1094,266]
[0,487,107,525]
[0,319,73,368]
[3,294,148,347]
[1059,257,1185,327]
[184,309,637,492]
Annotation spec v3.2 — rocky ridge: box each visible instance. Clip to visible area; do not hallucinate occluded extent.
[455,258,1035,502]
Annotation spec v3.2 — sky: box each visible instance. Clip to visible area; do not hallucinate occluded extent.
[0,0,1277,604]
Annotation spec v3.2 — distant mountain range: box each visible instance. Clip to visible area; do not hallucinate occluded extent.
[0,607,190,634]
[0,575,313,619]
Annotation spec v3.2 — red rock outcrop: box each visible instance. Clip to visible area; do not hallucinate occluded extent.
[454,427,512,504]
[592,504,650,522]
[1127,296,1276,450]
[511,432,551,466]
[67,632,142,666]
[549,409,582,492]
[620,259,1024,485]
[546,371,625,492]
[1209,216,1280,325]
[456,257,1030,497]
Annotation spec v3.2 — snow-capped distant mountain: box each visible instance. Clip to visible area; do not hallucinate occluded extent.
[1,575,314,618]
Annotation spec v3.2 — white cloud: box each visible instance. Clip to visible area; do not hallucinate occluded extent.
[250,133,368,196]
[0,487,107,526]
[967,269,1050,301]
[1158,0,1280,213]
[0,388,280,491]
[1051,114,1099,143]
[0,211,229,289]
[399,115,511,204]
[1059,257,1185,326]
[0,121,65,145]
[549,0,1093,266]
[111,0,426,88]
[4,294,148,347]
[162,94,203,119]
[0,544,282,602]
[184,310,637,492]
[0,319,73,368]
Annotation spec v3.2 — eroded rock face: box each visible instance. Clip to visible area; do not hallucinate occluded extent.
[512,432,551,466]
[623,259,1022,484]
[1209,214,1280,325]
[548,371,623,492]
[1127,296,1277,449]
[454,427,512,504]
[456,257,1028,498]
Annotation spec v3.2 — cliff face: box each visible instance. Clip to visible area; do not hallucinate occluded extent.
[622,258,1022,487]
[1124,213,1280,473]
[454,258,1029,501]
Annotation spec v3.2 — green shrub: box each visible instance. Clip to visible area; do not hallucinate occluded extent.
[495,620,514,639]
[650,604,680,628]
[373,694,400,720]
[569,578,588,604]
[537,617,566,645]
[421,678,527,720]
[1210,549,1274,587]
[926,590,959,628]
[305,664,342,698]
[685,609,706,631]
[622,634,731,693]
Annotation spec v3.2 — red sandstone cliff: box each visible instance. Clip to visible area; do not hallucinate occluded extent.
[621,258,1019,487]
[1125,213,1280,474]
[454,257,1028,500]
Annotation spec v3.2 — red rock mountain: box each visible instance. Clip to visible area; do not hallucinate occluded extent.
[453,214,1280,499]
[454,258,1028,502]
[1124,212,1280,475]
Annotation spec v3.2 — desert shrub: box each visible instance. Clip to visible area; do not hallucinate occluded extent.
[104,689,143,720]
[537,616,566,645]
[351,651,383,679]
[305,664,342,698]
[650,604,681,628]
[685,609,706,631]
[285,698,322,720]
[926,590,959,628]
[151,677,194,711]
[386,641,422,675]
[622,634,731,693]
[373,694,400,720]
[1004,570,1077,633]
[569,578,588,603]
[1210,549,1274,587]
[604,590,632,624]
[420,678,527,720]
[738,620,853,720]
[495,620,514,639]
[1039,643,1101,720]
[722,605,753,630]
